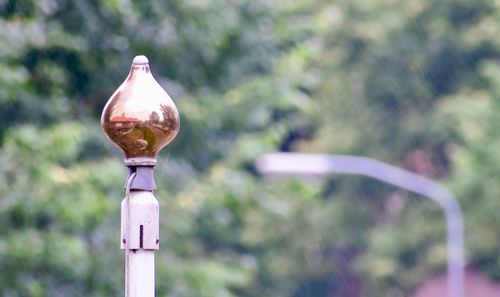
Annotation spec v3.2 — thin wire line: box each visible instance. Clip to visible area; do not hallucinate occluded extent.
[125,172,136,297]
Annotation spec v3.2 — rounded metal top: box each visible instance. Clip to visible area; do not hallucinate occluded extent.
[132,55,149,65]
[101,54,180,159]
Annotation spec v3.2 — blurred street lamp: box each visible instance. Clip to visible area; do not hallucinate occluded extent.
[256,152,464,297]
[101,55,180,297]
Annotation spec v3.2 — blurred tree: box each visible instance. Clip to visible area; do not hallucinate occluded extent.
[1,0,500,296]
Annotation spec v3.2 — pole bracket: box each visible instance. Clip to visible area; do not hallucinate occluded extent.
[121,191,160,250]
[124,157,157,191]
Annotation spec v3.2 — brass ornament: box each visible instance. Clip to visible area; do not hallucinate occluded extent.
[101,56,180,161]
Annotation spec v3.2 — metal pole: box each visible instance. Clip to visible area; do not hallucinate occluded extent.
[123,176,160,297]
[256,152,464,297]
[127,249,155,296]
[101,55,180,297]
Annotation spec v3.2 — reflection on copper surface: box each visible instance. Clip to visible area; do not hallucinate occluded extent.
[101,57,180,159]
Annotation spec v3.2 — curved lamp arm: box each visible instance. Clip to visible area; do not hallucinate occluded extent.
[256,152,464,297]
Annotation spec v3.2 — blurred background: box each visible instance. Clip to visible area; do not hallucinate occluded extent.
[0,0,499,296]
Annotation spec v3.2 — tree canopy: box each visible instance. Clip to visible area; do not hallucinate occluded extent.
[1,0,499,296]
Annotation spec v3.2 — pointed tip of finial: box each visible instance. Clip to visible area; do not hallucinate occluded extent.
[133,55,149,65]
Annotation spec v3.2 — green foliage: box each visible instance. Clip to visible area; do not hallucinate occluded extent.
[2,0,500,296]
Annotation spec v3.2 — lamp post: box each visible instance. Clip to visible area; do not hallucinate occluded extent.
[101,55,180,297]
[256,152,464,297]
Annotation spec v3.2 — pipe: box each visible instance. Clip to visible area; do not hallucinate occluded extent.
[256,152,464,297]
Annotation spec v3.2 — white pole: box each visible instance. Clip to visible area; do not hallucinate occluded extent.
[122,181,160,297]
[100,55,178,297]
[256,152,464,297]
[128,250,155,297]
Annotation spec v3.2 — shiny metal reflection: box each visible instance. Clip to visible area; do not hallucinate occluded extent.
[101,56,180,160]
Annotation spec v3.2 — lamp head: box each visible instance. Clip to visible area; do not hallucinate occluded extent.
[101,56,180,163]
